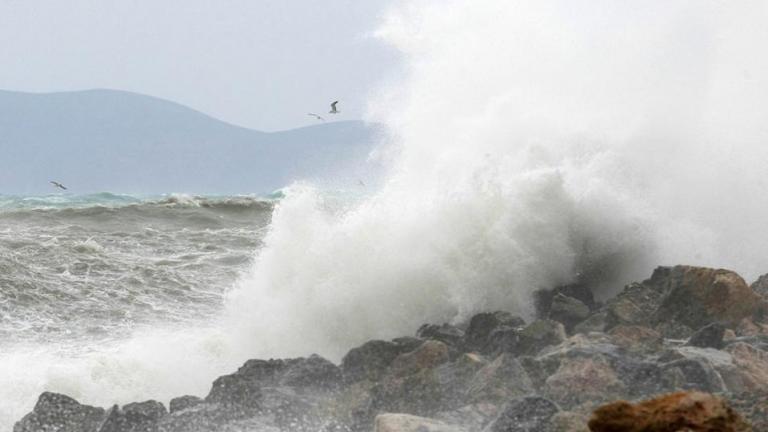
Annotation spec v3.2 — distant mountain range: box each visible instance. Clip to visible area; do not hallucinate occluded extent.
[0,89,380,194]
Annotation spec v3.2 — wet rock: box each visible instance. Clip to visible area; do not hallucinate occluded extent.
[608,325,663,354]
[651,266,768,330]
[687,322,727,349]
[169,396,202,414]
[466,354,533,404]
[342,338,423,384]
[389,340,450,377]
[751,273,768,299]
[604,282,665,330]
[572,312,606,334]
[279,354,341,390]
[548,294,590,332]
[484,396,560,432]
[14,392,106,432]
[514,320,566,356]
[544,356,625,408]
[660,357,726,393]
[588,391,752,432]
[724,342,768,391]
[463,312,525,353]
[375,413,467,432]
[534,284,595,319]
[99,400,167,432]
[418,323,465,346]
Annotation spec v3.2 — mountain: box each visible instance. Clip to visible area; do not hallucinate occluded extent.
[0,89,380,194]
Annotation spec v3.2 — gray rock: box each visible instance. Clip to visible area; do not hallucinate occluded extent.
[14,392,106,432]
[514,320,566,356]
[483,396,560,432]
[342,338,423,383]
[169,396,203,414]
[687,322,727,349]
[572,312,607,334]
[463,312,525,353]
[548,294,591,332]
[466,354,533,404]
[750,273,768,299]
[99,400,167,432]
[375,413,467,432]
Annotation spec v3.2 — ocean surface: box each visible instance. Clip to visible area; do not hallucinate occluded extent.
[0,193,275,427]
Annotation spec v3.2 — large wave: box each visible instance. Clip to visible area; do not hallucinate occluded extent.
[223,0,768,360]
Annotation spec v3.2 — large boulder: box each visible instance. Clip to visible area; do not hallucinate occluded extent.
[375,413,466,432]
[687,322,727,349]
[483,396,560,432]
[751,273,768,299]
[14,392,106,432]
[418,323,465,347]
[724,342,768,392]
[651,266,768,331]
[588,391,752,432]
[341,338,423,383]
[168,396,202,414]
[514,320,567,357]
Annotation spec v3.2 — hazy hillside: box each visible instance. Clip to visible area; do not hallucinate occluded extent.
[0,89,379,194]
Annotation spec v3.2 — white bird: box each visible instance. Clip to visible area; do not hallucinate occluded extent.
[50,181,67,190]
[308,113,325,121]
[329,101,340,114]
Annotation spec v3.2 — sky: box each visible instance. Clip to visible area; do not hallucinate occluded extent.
[0,0,399,131]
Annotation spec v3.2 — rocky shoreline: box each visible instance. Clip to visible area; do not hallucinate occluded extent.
[14,265,768,431]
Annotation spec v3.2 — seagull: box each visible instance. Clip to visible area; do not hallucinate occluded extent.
[308,113,325,121]
[50,181,67,190]
[329,101,340,114]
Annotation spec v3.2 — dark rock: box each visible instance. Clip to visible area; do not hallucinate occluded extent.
[341,338,422,384]
[604,282,665,330]
[660,358,726,393]
[548,294,590,332]
[99,400,167,432]
[513,320,566,356]
[14,392,106,432]
[169,396,203,414]
[484,396,560,432]
[418,323,465,346]
[608,325,663,354]
[463,312,525,353]
[687,322,727,349]
[279,354,341,390]
[534,283,595,319]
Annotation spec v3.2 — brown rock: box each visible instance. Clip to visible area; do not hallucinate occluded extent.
[389,340,450,378]
[652,266,768,330]
[724,342,768,391]
[588,391,752,432]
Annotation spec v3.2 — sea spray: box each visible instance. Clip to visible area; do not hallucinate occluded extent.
[224,0,768,360]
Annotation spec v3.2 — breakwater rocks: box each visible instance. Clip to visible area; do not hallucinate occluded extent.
[15,265,768,431]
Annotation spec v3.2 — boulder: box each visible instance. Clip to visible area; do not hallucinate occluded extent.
[483,396,560,432]
[587,391,752,432]
[341,338,423,383]
[543,356,625,408]
[534,283,595,319]
[514,320,566,356]
[548,294,590,332]
[466,354,533,404]
[169,396,203,414]
[99,400,167,432]
[604,282,665,330]
[572,312,607,334]
[418,323,465,346]
[651,266,768,330]
[14,392,106,432]
[375,413,467,432]
[687,322,727,349]
[463,312,525,353]
[724,342,768,391]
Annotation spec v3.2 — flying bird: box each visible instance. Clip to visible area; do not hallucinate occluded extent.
[308,113,325,121]
[50,181,67,190]
[329,101,340,114]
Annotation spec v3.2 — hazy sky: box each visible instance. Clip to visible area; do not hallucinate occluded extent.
[0,0,399,131]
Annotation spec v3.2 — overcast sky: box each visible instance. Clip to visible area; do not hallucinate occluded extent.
[0,0,399,131]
